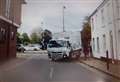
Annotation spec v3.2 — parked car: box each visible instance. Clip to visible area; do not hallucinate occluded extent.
[47,39,72,61]
[33,44,42,49]
[24,44,40,51]
[16,44,25,52]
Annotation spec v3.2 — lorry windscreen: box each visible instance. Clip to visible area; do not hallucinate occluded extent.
[48,40,67,48]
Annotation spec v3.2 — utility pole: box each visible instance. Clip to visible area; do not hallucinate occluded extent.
[63,6,66,32]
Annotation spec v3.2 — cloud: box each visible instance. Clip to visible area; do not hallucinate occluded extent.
[20,0,103,34]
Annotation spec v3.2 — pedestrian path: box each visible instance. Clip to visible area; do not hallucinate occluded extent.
[80,58,120,79]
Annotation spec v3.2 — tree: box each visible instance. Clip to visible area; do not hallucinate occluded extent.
[22,33,30,45]
[81,16,91,58]
[17,32,22,44]
[41,29,52,49]
[42,29,52,42]
[32,27,43,40]
[30,27,43,44]
[30,32,40,44]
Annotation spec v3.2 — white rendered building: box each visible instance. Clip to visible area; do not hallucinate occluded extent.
[90,0,120,61]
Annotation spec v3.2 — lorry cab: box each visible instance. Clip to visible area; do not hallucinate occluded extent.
[47,39,72,61]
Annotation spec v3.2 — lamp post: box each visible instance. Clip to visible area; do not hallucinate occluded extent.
[63,6,66,32]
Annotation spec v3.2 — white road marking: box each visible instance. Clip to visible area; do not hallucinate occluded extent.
[49,67,54,80]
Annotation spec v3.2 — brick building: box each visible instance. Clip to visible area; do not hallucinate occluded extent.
[0,0,26,61]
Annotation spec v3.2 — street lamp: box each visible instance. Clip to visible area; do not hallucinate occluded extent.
[63,6,66,32]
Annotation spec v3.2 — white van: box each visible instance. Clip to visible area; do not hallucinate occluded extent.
[47,39,72,61]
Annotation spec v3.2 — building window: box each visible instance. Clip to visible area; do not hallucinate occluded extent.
[0,28,6,43]
[97,37,100,52]
[101,9,105,24]
[5,0,11,18]
[0,29,2,42]
[11,31,15,40]
[93,38,95,51]
[92,18,94,30]
[107,3,111,21]
[95,14,97,25]
[103,35,106,51]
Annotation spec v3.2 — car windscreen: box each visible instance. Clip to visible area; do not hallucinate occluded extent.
[48,40,67,48]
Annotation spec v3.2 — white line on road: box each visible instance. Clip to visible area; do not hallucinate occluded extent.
[49,67,54,80]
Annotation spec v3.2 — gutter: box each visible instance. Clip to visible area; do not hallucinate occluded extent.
[89,0,109,18]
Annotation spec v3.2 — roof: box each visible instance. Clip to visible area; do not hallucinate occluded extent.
[89,0,109,18]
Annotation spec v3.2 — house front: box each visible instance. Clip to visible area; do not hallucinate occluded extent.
[90,0,120,62]
[0,0,26,61]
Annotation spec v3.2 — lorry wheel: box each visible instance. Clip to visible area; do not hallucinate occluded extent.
[63,54,67,59]
[51,58,55,61]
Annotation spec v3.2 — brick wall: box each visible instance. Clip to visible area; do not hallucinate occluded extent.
[0,19,17,61]
[0,0,23,26]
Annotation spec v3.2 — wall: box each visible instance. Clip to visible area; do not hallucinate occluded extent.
[90,0,120,60]
[0,0,23,26]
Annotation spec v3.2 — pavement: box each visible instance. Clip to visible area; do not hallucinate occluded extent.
[79,57,120,80]
[0,51,120,82]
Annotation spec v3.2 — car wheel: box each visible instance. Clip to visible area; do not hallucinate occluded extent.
[34,49,37,51]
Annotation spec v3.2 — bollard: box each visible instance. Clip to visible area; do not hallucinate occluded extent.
[106,50,109,70]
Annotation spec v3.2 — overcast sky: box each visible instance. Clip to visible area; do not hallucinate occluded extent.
[19,0,103,34]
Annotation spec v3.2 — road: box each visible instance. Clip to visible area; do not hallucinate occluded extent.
[0,51,120,82]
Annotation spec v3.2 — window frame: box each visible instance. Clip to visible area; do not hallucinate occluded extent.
[0,28,6,43]
[5,0,11,18]
[97,37,100,53]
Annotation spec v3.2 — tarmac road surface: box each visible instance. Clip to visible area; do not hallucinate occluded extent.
[0,51,120,82]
